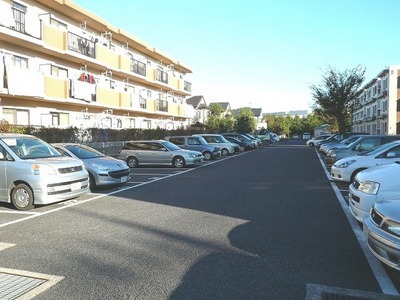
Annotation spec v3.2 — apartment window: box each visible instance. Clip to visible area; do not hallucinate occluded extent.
[13,55,28,68]
[139,96,147,109]
[3,108,29,125]
[39,64,68,78]
[12,2,26,33]
[41,112,69,127]
[129,56,146,76]
[50,18,67,30]
[156,67,168,84]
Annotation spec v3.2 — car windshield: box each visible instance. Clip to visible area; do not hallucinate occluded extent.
[2,136,62,159]
[162,141,181,151]
[216,135,230,143]
[360,141,399,156]
[344,137,364,149]
[65,145,105,159]
[197,136,208,145]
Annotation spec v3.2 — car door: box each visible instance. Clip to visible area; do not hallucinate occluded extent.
[376,144,400,166]
[151,142,170,165]
[0,145,7,201]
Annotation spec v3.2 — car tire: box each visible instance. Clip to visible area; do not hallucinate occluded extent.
[203,151,212,161]
[221,148,229,156]
[127,156,138,168]
[11,183,34,211]
[89,173,96,191]
[308,142,314,147]
[172,156,185,168]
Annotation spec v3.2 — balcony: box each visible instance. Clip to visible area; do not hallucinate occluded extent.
[156,99,168,112]
[67,32,95,58]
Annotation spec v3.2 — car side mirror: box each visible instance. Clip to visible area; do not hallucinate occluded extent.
[387,152,396,158]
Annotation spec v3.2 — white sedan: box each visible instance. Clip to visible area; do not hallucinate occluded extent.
[349,162,400,222]
[331,140,400,183]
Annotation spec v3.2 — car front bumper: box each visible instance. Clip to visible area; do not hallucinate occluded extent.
[348,184,378,222]
[364,216,400,271]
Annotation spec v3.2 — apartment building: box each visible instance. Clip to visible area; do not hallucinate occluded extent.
[0,0,193,130]
[352,65,400,135]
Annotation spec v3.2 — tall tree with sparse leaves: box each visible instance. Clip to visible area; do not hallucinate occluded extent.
[310,65,365,133]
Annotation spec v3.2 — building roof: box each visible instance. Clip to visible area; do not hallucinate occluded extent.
[209,102,231,111]
[251,108,262,117]
[186,96,208,109]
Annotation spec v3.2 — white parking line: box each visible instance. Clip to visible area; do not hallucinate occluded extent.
[316,151,399,296]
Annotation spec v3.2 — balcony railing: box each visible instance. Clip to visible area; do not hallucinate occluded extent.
[156,70,168,84]
[68,32,95,58]
[131,59,146,76]
[156,99,168,112]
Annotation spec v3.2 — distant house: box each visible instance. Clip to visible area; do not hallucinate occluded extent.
[209,102,232,116]
[186,96,209,125]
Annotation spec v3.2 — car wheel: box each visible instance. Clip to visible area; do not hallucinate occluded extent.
[203,151,212,160]
[221,148,229,156]
[11,183,34,210]
[308,142,314,147]
[89,173,96,191]
[239,146,245,152]
[127,156,138,168]
[172,156,185,168]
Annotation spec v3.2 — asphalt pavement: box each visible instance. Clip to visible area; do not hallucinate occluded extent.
[0,139,398,299]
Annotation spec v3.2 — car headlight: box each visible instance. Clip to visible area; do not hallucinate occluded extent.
[382,220,400,237]
[331,153,337,158]
[89,162,112,170]
[336,159,356,168]
[357,180,380,195]
[188,153,196,158]
[32,164,57,175]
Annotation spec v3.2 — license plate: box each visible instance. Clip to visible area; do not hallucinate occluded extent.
[121,176,128,182]
[71,182,81,191]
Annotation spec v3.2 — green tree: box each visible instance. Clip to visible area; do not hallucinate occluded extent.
[310,65,365,133]
[235,107,256,133]
[205,103,224,131]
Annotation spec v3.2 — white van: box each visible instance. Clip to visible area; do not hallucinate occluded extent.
[0,134,89,210]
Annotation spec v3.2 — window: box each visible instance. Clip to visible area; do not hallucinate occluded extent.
[12,2,26,33]
[39,64,68,78]
[3,108,29,125]
[13,55,28,68]
[170,138,184,146]
[50,18,67,30]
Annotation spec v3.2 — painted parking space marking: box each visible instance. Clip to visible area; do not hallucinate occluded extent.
[0,243,15,252]
[316,151,399,296]
[0,267,64,300]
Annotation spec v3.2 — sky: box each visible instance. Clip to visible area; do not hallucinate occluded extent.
[73,0,400,113]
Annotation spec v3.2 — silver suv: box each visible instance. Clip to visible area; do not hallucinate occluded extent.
[0,134,89,210]
[117,140,203,168]
[165,136,220,160]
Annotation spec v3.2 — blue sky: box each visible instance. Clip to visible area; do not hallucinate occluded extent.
[73,0,400,113]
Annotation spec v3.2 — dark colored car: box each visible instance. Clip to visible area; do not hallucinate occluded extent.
[222,134,254,151]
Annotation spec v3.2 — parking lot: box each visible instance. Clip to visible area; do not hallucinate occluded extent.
[0,140,400,299]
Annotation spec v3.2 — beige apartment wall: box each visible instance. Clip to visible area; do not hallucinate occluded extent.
[42,23,67,51]
[44,77,68,98]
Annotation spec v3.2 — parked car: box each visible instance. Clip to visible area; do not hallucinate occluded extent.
[325,135,400,166]
[319,135,365,156]
[363,200,400,271]
[349,162,400,222]
[315,132,369,151]
[165,135,220,160]
[0,134,89,210]
[331,140,400,183]
[223,136,249,152]
[117,140,203,168]
[52,143,130,190]
[222,133,255,151]
[302,132,311,140]
[292,134,300,139]
[240,133,262,148]
[306,134,332,147]
[193,134,235,156]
